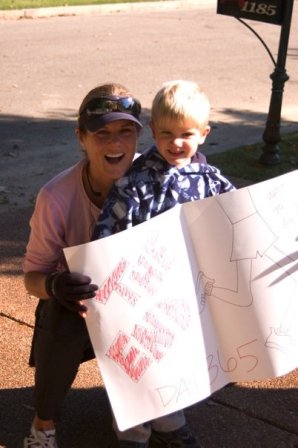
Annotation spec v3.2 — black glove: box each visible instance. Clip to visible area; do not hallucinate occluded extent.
[45,271,98,314]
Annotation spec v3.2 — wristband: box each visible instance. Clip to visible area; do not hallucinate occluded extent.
[45,271,59,298]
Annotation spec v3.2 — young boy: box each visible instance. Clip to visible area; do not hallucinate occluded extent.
[92,80,235,448]
[93,80,235,239]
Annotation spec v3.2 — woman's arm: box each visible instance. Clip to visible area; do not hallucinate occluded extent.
[24,271,49,299]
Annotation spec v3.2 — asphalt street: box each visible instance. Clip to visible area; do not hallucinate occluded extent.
[0,1,297,447]
[1,0,298,210]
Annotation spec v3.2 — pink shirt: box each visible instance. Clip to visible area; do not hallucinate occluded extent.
[23,159,100,273]
[23,151,207,274]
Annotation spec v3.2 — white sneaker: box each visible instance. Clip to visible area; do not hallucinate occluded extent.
[24,426,58,448]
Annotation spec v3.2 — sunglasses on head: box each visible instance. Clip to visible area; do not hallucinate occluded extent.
[80,96,141,119]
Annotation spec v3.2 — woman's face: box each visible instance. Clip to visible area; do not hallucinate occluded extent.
[79,119,139,182]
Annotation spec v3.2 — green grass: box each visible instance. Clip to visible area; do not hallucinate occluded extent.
[207,132,298,185]
[0,0,157,10]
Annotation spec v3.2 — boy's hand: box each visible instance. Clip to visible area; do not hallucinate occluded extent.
[45,271,98,315]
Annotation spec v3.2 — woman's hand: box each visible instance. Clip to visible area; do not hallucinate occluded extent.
[45,271,98,315]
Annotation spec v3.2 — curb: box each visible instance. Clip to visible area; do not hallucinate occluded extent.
[0,0,216,20]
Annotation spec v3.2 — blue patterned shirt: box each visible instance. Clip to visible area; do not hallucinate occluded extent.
[92,146,235,239]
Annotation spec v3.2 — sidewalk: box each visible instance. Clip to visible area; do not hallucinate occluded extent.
[1,190,298,447]
[0,0,215,20]
[0,2,297,447]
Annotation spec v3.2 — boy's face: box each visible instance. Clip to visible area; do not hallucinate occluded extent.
[151,118,210,168]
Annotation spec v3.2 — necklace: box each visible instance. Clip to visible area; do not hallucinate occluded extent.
[86,164,101,197]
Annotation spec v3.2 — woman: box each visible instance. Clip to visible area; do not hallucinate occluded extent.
[23,82,204,448]
[23,83,143,448]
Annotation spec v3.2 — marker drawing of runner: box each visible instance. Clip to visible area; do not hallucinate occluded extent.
[194,184,298,355]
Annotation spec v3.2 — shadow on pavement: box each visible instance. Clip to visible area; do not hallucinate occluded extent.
[0,386,117,448]
[1,107,297,247]
[1,108,298,448]
[0,383,298,447]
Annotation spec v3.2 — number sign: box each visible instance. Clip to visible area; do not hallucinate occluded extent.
[217,0,284,25]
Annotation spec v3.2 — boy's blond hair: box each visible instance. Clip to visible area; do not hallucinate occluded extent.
[151,80,210,130]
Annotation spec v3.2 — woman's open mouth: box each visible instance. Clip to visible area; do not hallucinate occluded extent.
[105,153,125,164]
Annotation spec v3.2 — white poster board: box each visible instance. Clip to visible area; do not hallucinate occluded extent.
[64,170,298,431]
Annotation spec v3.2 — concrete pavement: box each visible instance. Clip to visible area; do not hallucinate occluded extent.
[1,1,297,210]
[0,0,215,20]
[0,2,298,447]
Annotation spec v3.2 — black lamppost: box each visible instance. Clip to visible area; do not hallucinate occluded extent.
[217,0,295,165]
[259,0,295,165]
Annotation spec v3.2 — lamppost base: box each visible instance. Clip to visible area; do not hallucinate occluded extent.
[259,144,281,165]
